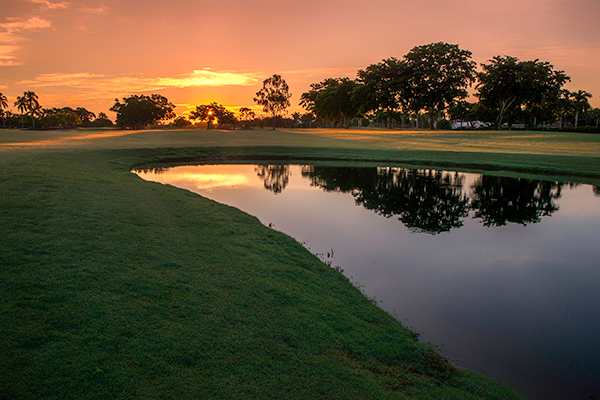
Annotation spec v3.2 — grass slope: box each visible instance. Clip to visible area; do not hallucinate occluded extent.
[5,126,596,399]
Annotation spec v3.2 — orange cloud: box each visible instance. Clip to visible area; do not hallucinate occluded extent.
[27,0,69,10]
[0,45,23,66]
[0,17,53,33]
[79,3,110,14]
[0,17,53,65]
[18,70,257,92]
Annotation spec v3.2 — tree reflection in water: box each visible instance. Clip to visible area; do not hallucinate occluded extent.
[255,165,290,194]
[300,166,564,234]
[470,176,563,226]
[302,167,469,234]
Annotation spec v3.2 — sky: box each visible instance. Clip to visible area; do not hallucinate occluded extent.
[1,0,599,119]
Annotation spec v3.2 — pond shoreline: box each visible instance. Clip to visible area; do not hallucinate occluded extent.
[5,128,599,399]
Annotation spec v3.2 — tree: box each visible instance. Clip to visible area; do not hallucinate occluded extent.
[39,107,80,128]
[91,112,114,127]
[476,56,570,129]
[300,77,360,128]
[403,42,477,129]
[110,94,175,129]
[14,91,41,129]
[354,58,411,128]
[571,90,592,128]
[75,107,96,126]
[590,107,600,128]
[189,102,235,129]
[238,107,256,129]
[254,74,291,130]
[0,93,7,129]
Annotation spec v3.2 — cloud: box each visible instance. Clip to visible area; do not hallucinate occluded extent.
[80,3,110,14]
[15,70,258,100]
[0,18,53,66]
[27,0,69,10]
[0,45,24,66]
[0,17,53,33]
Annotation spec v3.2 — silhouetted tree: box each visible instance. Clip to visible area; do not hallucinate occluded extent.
[239,107,255,129]
[190,102,235,129]
[404,42,477,129]
[254,74,291,130]
[91,112,114,127]
[75,107,96,126]
[110,94,175,129]
[300,77,360,128]
[172,116,192,128]
[0,93,7,128]
[571,90,592,128]
[39,107,80,128]
[354,58,411,128]
[476,56,570,129]
[14,91,41,129]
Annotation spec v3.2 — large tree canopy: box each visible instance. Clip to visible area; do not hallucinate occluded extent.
[354,57,410,128]
[254,74,291,130]
[404,42,477,128]
[110,94,175,129]
[476,56,570,129]
[300,77,359,128]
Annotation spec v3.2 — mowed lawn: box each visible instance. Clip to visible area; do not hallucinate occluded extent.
[3,127,598,399]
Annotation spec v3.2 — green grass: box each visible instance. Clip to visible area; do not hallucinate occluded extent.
[4,126,598,399]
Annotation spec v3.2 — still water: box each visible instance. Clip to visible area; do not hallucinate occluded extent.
[135,164,600,400]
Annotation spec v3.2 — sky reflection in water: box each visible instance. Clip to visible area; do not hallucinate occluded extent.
[135,164,600,400]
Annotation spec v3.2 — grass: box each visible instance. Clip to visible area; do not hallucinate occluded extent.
[3,126,598,399]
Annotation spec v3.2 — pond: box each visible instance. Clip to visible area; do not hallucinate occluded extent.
[134,164,600,400]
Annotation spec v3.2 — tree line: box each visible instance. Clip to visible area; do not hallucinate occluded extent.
[2,42,597,131]
[0,91,113,129]
[300,42,598,131]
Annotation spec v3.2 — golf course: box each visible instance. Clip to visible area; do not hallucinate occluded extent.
[2,127,600,399]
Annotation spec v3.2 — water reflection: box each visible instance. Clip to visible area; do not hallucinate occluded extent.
[136,164,568,234]
[255,165,290,194]
[470,176,562,227]
[300,166,563,234]
[302,167,469,234]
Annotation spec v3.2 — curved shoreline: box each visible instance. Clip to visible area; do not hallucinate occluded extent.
[4,127,596,399]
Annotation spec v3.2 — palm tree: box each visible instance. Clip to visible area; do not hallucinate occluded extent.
[14,94,27,128]
[0,93,8,129]
[14,91,40,129]
[572,90,592,128]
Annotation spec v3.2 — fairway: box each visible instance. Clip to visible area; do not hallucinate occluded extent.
[3,127,599,399]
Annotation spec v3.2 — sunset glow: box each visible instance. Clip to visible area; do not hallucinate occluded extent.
[135,166,259,190]
[1,0,599,117]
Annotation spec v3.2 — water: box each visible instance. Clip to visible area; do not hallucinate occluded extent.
[135,164,600,400]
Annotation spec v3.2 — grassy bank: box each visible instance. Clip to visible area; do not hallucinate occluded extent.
[4,126,597,399]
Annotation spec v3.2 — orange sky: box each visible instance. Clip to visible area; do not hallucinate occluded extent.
[1,0,599,119]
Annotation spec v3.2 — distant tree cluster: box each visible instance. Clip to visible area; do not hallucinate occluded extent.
[0,91,113,129]
[299,42,599,131]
